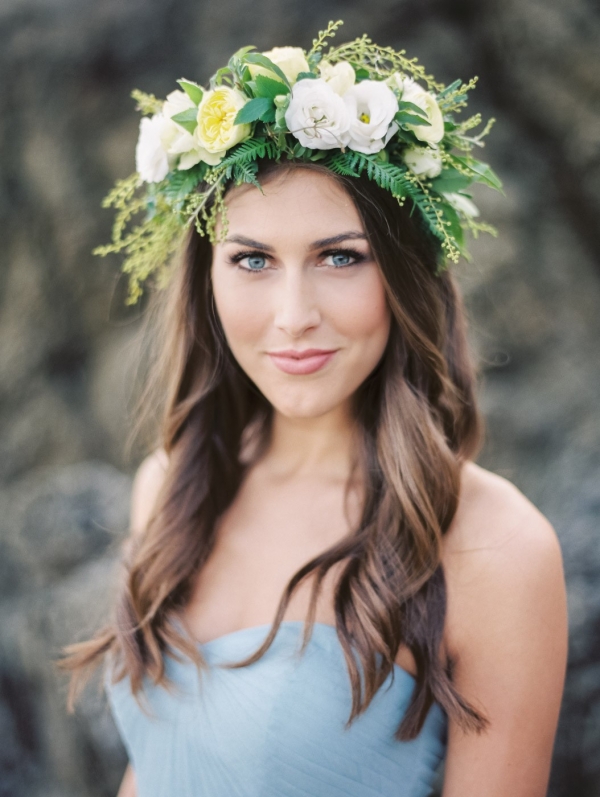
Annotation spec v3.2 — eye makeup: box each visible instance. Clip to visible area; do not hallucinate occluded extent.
[227,247,369,274]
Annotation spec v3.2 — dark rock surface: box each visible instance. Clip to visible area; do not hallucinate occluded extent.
[0,462,130,797]
[0,0,598,795]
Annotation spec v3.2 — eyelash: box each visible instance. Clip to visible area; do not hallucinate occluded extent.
[228,247,367,274]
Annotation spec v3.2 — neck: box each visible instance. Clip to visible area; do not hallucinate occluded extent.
[260,401,359,483]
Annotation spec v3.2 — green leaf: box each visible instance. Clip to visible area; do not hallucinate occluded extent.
[394,128,420,146]
[353,67,370,81]
[177,79,203,105]
[230,45,258,61]
[454,157,504,191]
[395,111,432,127]
[171,108,198,134]
[436,79,462,100]
[306,51,322,71]
[397,101,429,121]
[210,66,233,88]
[274,105,288,131]
[292,143,308,158]
[251,74,290,99]
[295,71,318,81]
[228,46,257,73]
[431,168,474,193]
[469,161,503,191]
[243,53,291,88]
[234,97,274,125]
[163,164,207,202]
[444,93,468,107]
[259,106,276,123]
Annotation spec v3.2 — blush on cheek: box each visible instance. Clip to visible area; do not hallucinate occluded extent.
[222,302,265,338]
[328,270,390,342]
[212,268,266,337]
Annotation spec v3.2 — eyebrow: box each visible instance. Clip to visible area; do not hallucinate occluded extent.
[222,231,368,251]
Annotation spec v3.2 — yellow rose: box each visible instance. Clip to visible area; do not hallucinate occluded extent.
[248,46,309,84]
[195,87,251,156]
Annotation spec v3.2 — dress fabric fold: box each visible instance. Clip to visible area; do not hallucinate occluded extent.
[107,621,447,797]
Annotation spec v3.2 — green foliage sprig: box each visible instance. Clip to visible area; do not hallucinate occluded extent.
[95,19,503,303]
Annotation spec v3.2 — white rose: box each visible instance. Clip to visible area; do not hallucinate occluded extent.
[249,46,309,84]
[135,114,171,183]
[285,78,351,150]
[163,89,195,118]
[388,74,444,145]
[442,191,480,217]
[403,145,443,178]
[318,60,355,96]
[343,80,399,154]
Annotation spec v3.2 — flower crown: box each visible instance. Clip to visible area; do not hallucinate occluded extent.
[95,20,502,304]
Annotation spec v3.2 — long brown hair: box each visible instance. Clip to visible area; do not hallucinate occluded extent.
[62,159,488,740]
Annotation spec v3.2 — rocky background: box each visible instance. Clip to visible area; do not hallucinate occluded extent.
[0,0,599,795]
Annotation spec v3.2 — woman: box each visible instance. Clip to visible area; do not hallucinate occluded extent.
[64,26,568,797]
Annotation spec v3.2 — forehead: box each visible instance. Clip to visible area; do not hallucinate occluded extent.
[217,169,365,242]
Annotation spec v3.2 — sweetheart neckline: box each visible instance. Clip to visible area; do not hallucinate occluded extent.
[194,620,418,683]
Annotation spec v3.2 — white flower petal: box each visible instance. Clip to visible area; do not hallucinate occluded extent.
[285,78,351,150]
[249,46,309,84]
[318,60,355,96]
[343,80,398,154]
[135,115,170,183]
[403,145,443,178]
[442,191,480,217]
[387,74,445,144]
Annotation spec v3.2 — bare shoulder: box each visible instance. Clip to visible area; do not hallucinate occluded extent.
[442,460,566,657]
[439,466,568,794]
[130,448,169,537]
[444,460,561,561]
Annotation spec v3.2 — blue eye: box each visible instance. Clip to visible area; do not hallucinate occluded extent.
[322,248,365,268]
[330,252,352,267]
[245,255,267,271]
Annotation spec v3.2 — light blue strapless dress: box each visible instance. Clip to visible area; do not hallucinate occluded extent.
[107,621,447,796]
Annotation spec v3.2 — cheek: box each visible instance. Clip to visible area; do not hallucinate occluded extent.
[329,269,391,352]
[211,272,270,363]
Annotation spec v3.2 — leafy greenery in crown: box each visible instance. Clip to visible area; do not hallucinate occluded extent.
[94,20,502,304]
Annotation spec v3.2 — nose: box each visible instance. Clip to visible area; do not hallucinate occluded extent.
[273,267,321,338]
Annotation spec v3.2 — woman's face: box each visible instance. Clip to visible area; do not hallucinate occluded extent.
[211,168,391,420]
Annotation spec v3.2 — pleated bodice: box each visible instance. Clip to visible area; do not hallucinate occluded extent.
[107,621,447,796]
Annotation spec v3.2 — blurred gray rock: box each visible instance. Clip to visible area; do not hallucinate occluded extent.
[0,0,598,795]
[0,463,131,797]
[0,461,130,595]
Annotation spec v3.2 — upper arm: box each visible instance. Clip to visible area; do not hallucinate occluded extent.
[441,467,568,796]
[129,448,169,539]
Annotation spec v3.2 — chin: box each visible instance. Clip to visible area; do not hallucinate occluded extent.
[261,385,347,420]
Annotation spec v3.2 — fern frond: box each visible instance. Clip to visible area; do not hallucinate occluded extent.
[218,138,279,171]
[233,160,262,189]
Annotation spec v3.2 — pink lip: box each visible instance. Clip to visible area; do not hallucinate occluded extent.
[267,348,338,375]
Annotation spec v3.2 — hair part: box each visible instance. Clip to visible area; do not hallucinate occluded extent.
[61,158,488,740]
